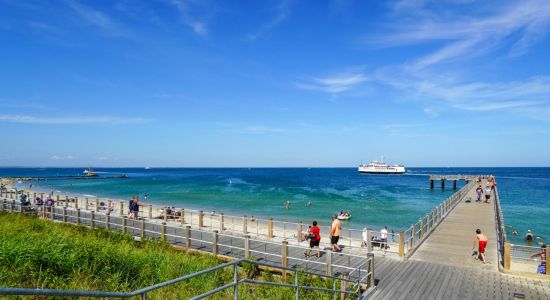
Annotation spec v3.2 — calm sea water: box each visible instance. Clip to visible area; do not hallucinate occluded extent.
[1,167,548,245]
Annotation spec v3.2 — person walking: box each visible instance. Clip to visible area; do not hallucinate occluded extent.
[472,229,488,263]
[305,220,321,258]
[476,185,483,202]
[484,187,491,203]
[380,226,389,251]
[330,215,342,252]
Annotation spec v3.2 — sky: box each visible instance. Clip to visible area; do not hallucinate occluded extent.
[1,0,550,167]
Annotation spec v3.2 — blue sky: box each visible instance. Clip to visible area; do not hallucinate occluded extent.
[1,0,550,167]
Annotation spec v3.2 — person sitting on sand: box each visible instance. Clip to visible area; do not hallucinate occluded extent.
[472,229,488,263]
[530,244,547,274]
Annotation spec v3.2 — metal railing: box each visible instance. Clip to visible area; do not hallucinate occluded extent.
[0,257,372,299]
[0,198,375,288]
[0,189,399,258]
[493,185,507,268]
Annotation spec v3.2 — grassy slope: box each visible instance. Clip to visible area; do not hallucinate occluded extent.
[0,213,345,299]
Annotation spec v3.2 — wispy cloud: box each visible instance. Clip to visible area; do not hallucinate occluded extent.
[167,0,210,36]
[0,101,51,111]
[373,0,550,69]
[50,155,76,160]
[296,70,369,93]
[0,115,152,125]
[65,0,126,36]
[248,0,293,40]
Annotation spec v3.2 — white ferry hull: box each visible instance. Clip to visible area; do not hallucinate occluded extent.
[358,166,406,174]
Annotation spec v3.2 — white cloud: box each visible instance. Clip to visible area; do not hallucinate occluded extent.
[65,0,115,30]
[374,0,550,69]
[0,115,152,125]
[168,0,210,36]
[296,71,369,93]
[97,156,109,161]
[248,0,293,40]
[50,155,76,160]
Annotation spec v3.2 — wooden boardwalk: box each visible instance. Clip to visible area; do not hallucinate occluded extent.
[368,180,550,299]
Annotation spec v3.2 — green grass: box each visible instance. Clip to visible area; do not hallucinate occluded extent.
[0,213,353,299]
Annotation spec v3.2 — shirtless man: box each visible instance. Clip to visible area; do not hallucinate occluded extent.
[330,215,342,252]
[472,229,488,263]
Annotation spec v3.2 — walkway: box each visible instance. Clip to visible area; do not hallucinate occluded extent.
[368,180,550,299]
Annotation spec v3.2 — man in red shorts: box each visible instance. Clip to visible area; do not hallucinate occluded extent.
[472,229,488,263]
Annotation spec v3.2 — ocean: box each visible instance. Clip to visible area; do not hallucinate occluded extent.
[1,167,547,245]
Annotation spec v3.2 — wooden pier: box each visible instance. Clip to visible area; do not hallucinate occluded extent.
[429,174,477,189]
[369,179,550,299]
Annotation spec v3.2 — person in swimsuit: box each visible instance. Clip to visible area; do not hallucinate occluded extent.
[530,244,547,274]
[330,215,342,252]
[472,229,488,263]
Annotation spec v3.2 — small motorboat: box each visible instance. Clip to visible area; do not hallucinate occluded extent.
[337,211,351,220]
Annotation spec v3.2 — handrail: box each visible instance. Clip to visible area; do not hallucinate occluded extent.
[0,253,369,299]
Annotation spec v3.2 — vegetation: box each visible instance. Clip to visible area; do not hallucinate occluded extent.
[0,213,353,299]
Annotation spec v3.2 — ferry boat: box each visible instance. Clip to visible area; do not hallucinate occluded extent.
[358,157,405,174]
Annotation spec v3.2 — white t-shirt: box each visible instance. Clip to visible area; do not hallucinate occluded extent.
[485,188,491,195]
[380,228,388,239]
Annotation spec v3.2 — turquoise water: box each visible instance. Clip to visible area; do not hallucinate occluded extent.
[2,167,548,245]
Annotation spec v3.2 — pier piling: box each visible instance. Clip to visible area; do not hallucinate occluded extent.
[441,179,445,189]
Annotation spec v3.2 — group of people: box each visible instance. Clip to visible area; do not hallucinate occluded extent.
[304,214,343,257]
[304,215,393,257]
[128,196,140,219]
[475,181,496,203]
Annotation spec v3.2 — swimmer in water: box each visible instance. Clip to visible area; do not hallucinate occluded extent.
[512,229,518,236]
[307,200,312,207]
[284,200,291,209]
[526,230,534,241]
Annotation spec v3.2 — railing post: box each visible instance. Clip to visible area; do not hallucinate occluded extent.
[76,208,81,225]
[148,205,153,219]
[63,206,67,223]
[91,211,95,229]
[398,232,404,257]
[180,209,185,225]
[219,213,224,231]
[95,199,99,212]
[163,209,168,223]
[106,213,111,230]
[368,253,375,287]
[297,222,303,242]
[244,235,250,257]
[268,218,273,239]
[326,250,332,276]
[243,215,248,235]
[74,197,79,209]
[213,230,218,256]
[186,225,191,248]
[410,224,415,249]
[295,270,300,300]
[418,218,423,239]
[64,196,68,208]
[504,242,511,270]
[161,222,166,241]
[198,210,204,227]
[282,240,288,281]
[85,198,89,210]
[340,273,349,300]
[546,246,550,278]
[123,216,127,233]
[366,229,373,253]
[426,213,430,233]
[140,219,145,240]
[119,201,124,216]
[50,204,55,221]
[233,263,239,300]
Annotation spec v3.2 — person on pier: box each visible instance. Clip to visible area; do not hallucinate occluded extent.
[305,220,321,258]
[472,229,488,263]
